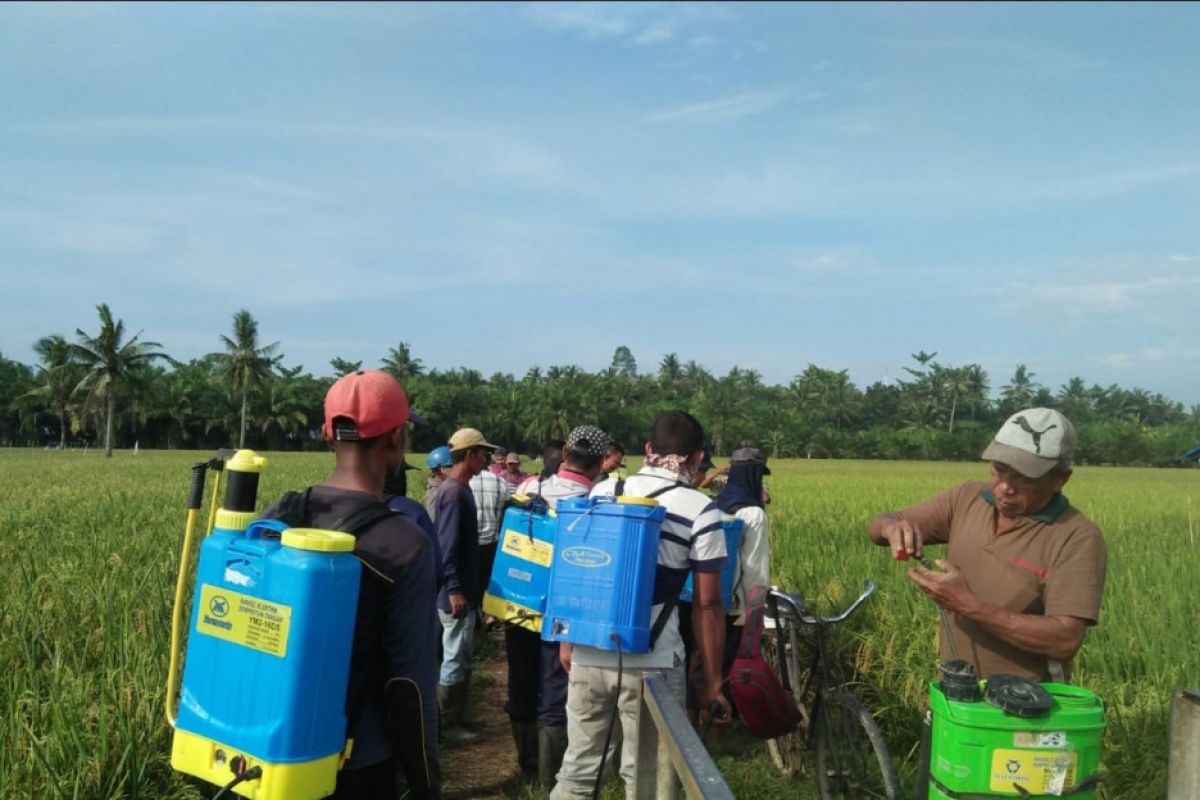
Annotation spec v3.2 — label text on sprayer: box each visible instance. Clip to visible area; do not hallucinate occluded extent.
[196,584,292,658]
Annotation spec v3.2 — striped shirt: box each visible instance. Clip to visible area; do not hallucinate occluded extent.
[469,470,512,546]
[572,466,727,670]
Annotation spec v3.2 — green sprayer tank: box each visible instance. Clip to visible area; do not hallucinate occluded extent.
[928,670,1105,798]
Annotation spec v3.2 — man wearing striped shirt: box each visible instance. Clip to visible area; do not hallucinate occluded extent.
[469,463,512,613]
[550,411,731,800]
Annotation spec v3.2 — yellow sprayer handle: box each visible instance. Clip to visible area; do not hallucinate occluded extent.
[166,507,201,727]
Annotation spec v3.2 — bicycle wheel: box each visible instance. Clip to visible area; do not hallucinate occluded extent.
[814,690,899,800]
[762,619,812,776]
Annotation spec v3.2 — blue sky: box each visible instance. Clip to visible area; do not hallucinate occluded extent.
[2,2,1198,403]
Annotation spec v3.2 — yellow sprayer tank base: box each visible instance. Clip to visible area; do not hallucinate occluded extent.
[171,728,343,800]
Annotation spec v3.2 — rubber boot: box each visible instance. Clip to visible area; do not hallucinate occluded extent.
[538,724,568,791]
[511,721,539,783]
[440,683,478,746]
[454,673,480,729]
[437,684,453,727]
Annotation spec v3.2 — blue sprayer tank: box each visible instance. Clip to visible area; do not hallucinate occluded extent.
[483,495,557,633]
[171,517,361,800]
[680,515,743,606]
[542,495,667,653]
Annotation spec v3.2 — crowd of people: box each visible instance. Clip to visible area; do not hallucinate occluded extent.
[289,369,1107,800]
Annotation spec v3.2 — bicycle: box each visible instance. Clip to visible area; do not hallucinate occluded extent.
[762,581,900,800]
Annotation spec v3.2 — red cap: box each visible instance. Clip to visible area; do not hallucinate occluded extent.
[323,370,416,441]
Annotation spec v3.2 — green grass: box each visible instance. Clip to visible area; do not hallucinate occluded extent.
[0,450,1194,798]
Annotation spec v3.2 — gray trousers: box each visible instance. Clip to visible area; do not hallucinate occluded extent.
[549,662,686,800]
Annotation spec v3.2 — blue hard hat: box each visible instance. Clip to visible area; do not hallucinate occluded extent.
[427,445,452,470]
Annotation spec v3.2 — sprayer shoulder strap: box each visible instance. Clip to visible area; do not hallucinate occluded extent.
[649,595,680,650]
[327,501,395,537]
[269,486,395,537]
[268,488,313,528]
[614,478,680,500]
[612,477,686,651]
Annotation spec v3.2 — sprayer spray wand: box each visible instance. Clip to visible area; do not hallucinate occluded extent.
[915,553,962,663]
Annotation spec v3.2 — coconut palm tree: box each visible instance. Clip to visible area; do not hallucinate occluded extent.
[71,304,168,457]
[1001,364,1039,414]
[211,309,279,448]
[380,342,424,381]
[22,334,80,448]
[330,357,362,376]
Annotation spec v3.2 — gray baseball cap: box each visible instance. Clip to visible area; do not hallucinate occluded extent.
[981,408,1075,478]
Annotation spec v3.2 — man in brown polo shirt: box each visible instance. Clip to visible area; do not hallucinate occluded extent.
[868,408,1107,682]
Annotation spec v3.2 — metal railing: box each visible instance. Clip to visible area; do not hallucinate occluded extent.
[632,673,735,800]
[1168,689,1200,798]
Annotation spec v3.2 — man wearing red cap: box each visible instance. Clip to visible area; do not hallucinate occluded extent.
[270,370,440,800]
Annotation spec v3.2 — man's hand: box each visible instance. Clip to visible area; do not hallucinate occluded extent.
[559,642,573,674]
[448,590,468,619]
[907,560,981,616]
[881,516,925,561]
[698,682,732,727]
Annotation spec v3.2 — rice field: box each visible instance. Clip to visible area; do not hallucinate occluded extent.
[0,449,1195,799]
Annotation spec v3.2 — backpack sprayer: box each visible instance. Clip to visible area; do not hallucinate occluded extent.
[166,450,363,800]
[909,554,1105,799]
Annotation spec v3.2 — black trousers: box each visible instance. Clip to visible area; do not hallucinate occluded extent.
[326,757,442,800]
[325,760,393,800]
[479,541,498,598]
[504,625,569,727]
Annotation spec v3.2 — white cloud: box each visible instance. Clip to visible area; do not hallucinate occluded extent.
[1091,348,1170,369]
[795,254,843,272]
[523,3,636,40]
[883,35,1096,74]
[989,255,1200,343]
[644,88,788,124]
[632,22,674,46]
[1168,253,1199,264]
[523,2,733,48]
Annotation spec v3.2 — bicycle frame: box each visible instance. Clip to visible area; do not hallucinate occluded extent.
[766,581,876,744]
[763,581,897,800]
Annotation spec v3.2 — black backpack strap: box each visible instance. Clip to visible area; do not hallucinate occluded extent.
[327,501,394,537]
[266,487,312,528]
[607,475,687,651]
[614,478,680,500]
[648,594,681,650]
[268,487,393,538]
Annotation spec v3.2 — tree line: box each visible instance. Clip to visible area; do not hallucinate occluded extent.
[1,304,1198,466]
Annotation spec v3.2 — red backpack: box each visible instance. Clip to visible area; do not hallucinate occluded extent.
[728,585,802,739]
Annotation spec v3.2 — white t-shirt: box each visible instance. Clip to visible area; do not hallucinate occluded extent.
[571,466,728,670]
[728,506,769,625]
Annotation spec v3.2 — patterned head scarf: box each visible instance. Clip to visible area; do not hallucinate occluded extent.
[644,451,695,484]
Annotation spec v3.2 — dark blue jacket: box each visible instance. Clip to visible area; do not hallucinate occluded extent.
[267,486,440,796]
[434,477,482,612]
